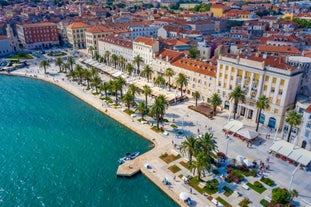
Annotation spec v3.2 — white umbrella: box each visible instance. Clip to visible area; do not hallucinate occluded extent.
[243,159,254,167]
[179,192,190,200]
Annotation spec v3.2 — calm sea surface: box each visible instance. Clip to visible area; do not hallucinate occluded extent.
[0,75,177,207]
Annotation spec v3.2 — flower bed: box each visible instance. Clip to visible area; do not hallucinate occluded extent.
[260,177,275,186]
[260,199,269,207]
[179,161,190,170]
[168,165,181,173]
[222,186,233,197]
[216,196,232,207]
[246,182,267,194]
[159,153,181,164]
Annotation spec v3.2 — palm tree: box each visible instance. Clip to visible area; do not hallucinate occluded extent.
[91,75,101,93]
[180,136,197,165]
[122,92,133,111]
[68,69,76,81]
[255,95,270,132]
[99,56,104,63]
[290,189,298,202]
[100,82,110,99]
[55,57,63,73]
[74,64,84,83]
[90,66,97,79]
[154,75,165,88]
[116,76,126,98]
[210,93,222,116]
[141,65,153,82]
[190,152,206,181]
[151,96,166,129]
[229,86,246,119]
[39,60,50,74]
[198,132,217,157]
[125,63,134,76]
[88,46,94,58]
[111,54,118,68]
[83,69,91,89]
[137,101,146,120]
[110,80,119,103]
[119,56,126,71]
[133,55,143,74]
[142,84,152,109]
[94,51,100,61]
[165,67,174,91]
[193,91,200,107]
[176,73,188,97]
[62,62,70,73]
[67,56,75,71]
[285,110,302,142]
[128,84,140,102]
[104,50,110,64]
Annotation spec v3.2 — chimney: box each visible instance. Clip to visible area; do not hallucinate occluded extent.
[160,54,162,59]
[166,55,169,62]
[263,54,267,59]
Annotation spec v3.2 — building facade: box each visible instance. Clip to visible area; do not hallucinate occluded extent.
[0,36,12,56]
[133,36,159,66]
[16,22,59,49]
[85,25,113,51]
[66,22,90,48]
[216,53,304,129]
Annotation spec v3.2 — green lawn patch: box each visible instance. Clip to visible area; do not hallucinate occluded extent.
[188,177,218,195]
[178,174,183,179]
[159,153,181,164]
[151,126,164,133]
[168,165,181,173]
[216,196,232,207]
[260,177,275,186]
[124,109,134,115]
[7,53,33,60]
[239,197,250,207]
[179,161,190,170]
[212,169,219,175]
[204,179,219,195]
[137,118,146,122]
[246,182,267,194]
[260,199,269,207]
[170,123,178,129]
[222,186,233,197]
[47,51,67,57]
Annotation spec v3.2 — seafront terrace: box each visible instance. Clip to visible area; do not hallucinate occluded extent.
[8,60,311,207]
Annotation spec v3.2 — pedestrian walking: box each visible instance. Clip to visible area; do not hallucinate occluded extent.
[190,188,192,194]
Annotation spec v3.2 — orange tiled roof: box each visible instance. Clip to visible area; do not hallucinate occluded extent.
[100,34,133,49]
[86,25,112,33]
[211,3,226,9]
[258,45,301,55]
[67,21,90,29]
[155,49,184,63]
[0,35,8,40]
[134,36,156,46]
[18,22,56,27]
[172,57,216,77]
[306,105,311,113]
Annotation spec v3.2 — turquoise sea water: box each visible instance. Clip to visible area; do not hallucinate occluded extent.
[0,75,177,207]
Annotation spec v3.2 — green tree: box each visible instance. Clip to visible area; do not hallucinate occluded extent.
[122,92,133,110]
[272,187,291,204]
[255,95,270,132]
[100,81,110,99]
[133,55,143,74]
[210,93,222,116]
[94,51,100,61]
[126,63,134,76]
[150,96,166,130]
[99,56,104,63]
[62,62,70,73]
[165,67,174,91]
[116,76,126,98]
[176,73,188,97]
[128,84,140,102]
[137,101,147,120]
[83,69,91,89]
[180,136,197,165]
[90,66,97,79]
[110,80,119,103]
[198,132,217,159]
[91,75,101,93]
[141,64,153,82]
[285,110,302,142]
[189,46,200,59]
[88,46,94,58]
[119,56,126,71]
[111,54,118,68]
[190,152,206,181]
[55,57,63,73]
[290,189,298,202]
[39,60,50,74]
[74,64,84,83]
[142,84,152,110]
[229,86,245,119]
[154,75,165,88]
[104,50,110,64]
[67,56,75,71]
[193,91,200,107]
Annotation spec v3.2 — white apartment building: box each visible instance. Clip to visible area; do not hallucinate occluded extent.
[98,34,133,63]
[128,24,161,40]
[133,36,159,66]
[217,53,304,129]
[0,36,12,57]
[85,25,113,51]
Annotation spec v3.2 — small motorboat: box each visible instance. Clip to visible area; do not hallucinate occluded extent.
[118,152,140,164]
[129,152,140,160]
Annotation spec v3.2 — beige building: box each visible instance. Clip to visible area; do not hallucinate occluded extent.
[85,25,113,51]
[133,36,159,66]
[217,53,304,129]
[66,22,90,48]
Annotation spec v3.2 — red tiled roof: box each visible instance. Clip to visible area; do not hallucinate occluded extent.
[155,49,184,63]
[306,105,311,113]
[134,36,156,46]
[172,57,216,77]
[18,22,56,28]
[211,3,226,9]
[86,25,112,33]
[67,21,90,29]
[258,45,301,55]
[99,34,133,49]
[0,36,8,40]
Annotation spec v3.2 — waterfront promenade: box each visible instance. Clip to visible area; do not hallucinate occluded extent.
[6,63,311,207]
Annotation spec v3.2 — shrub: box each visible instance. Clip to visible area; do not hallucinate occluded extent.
[254,181,263,188]
[239,197,250,207]
[168,165,181,173]
[206,179,219,190]
[260,177,275,186]
[246,182,267,194]
[260,199,269,207]
[212,169,219,175]
[272,187,291,204]
[223,186,233,197]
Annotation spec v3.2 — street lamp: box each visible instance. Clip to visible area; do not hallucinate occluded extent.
[289,163,300,191]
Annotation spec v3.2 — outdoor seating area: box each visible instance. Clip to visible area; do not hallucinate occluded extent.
[81,59,123,77]
[223,120,259,143]
[189,103,214,118]
[269,140,311,170]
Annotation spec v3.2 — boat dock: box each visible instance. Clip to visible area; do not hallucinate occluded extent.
[116,158,141,177]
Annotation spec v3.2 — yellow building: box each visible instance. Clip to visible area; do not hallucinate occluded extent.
[210,3,226,18]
